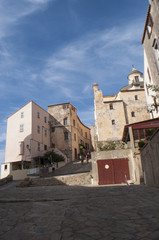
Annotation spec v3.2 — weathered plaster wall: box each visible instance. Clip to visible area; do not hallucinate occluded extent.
[119,90,149,124]
[141,129,159,187]
[93,82,149,143]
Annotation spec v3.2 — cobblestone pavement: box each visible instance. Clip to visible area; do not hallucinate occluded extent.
[0,183,159,240]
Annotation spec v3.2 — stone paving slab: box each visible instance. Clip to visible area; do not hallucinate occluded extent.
[0,184,159,239]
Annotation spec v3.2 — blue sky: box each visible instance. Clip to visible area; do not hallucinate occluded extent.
[0,0,149,164]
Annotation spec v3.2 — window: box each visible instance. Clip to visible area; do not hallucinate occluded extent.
[45,129,47,137]
[85,132,87,138]
[37,125,40,133]
[135,76,139,82]
[81,129,83,136]
[74,133,76,141]
[44,116,47,123]
[147,14,153,39]
[147,68,151,82]
[52,143,55,148]
[152,38,159,72]
[64,118,67,126]
[64,132,68,140]
[38,142,40,151]
[135,95,138,100]
[44,145,47,151]
[110,104,113,110]
[85,143,88,149]
[51,127,55,132]
[20,124,24,132]
[4,165,7,170]
[21,112,24,118]
[112,120,115,125]
[73,119,75,127]
[131,112,135,117]
[63,104,69,109]
[37,112,40,118]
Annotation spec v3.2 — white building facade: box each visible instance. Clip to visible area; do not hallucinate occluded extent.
[142,1,159,118]
[1,101,51,179]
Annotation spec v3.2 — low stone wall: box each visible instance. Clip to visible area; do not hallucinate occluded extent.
[97,140,127,151]
[0,175,13,186]
[31,172,92,186]
[141,129,159,187]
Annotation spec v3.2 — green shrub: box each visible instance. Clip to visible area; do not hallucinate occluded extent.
[44,150,65,163]
[138,141,145,149]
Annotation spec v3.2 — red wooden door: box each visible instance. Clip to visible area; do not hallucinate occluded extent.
[97,159,115,185]
[97,158,130,185]
[113,158,130,184]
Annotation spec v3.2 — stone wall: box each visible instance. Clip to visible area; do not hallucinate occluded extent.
[140,129,159,187]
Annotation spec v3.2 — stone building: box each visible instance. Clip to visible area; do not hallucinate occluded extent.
[48,103,91,162]
[142,0,159,118]
[92,68,150,150]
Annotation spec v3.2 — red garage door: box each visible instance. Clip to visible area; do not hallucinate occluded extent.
[97,158,130,185]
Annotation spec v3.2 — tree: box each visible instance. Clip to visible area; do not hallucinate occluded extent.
[44,150,65,163]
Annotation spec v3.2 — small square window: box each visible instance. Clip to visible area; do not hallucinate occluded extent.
[38,142,40,151]
[21,112,24,118]
[4,165,7,170]
[44,145,47,151]
[63,104,68,109]
[135,95,138,100]
[131,112,135,117]
[51,127,55,132]
[64,132,68,140]
[110,104,113,110]
[64,118,67,126]
[74,133,76,141]
[45,129,47,137]
[112,120,115,125]
[135,76,139,82]
[20,124,24,132]
[37,125,40,133]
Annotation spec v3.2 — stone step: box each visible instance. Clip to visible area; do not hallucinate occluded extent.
[53,160,92,176]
